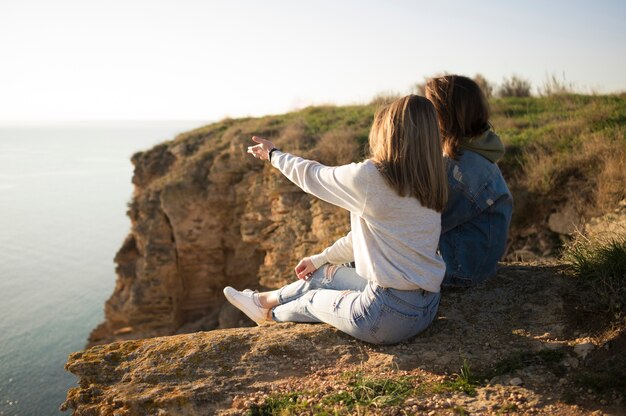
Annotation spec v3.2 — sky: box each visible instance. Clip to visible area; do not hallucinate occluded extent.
[1,0,625,122]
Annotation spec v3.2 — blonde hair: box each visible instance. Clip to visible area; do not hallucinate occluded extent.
[369,95,448,212]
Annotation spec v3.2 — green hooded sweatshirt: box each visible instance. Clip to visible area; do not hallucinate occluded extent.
[460,130,505,163]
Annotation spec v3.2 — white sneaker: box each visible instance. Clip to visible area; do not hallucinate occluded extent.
[223,286,270,325]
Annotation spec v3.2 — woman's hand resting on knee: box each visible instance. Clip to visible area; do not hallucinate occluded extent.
[295,257,317,280]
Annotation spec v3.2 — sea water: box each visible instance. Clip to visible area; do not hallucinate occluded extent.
[0,121,203,415]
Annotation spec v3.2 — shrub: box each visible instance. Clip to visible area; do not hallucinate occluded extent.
[412,72,493,98]
[314,129,361,166]
[563,232,626,316]
[370,91,402,107]
[277,118,314,152]
[473,73,494,98]
[498,75,532,97]
[539,72,577,96]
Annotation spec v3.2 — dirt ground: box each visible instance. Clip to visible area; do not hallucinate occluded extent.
[221,262,625,415]
[62,260,626,415]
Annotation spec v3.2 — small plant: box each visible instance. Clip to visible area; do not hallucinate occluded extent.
[563,232,626,316]
[248,391,310,416]
[314,129,361,166]
[498,75,532,97]
[473,73,494,98]
[370,91,403,106]
[249,373,417,415]
[324,372,416,408]
[448,360,477,396]
[539,72,577,96]
[426,360,478,396]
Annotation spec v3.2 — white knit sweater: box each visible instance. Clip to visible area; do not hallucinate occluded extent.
[270,151,445,292]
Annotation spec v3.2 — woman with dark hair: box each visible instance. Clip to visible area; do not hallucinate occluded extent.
[425,75,513,287]
[223,95,448,344]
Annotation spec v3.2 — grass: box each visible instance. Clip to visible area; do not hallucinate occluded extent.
[563,232,626,316]
[247,391,312,416]
[490,94,626,245]
[428,360,477,396]
[140,94,626,238]
[322,372,416,408]
[247,351,621,415]
[247,363,479,415]
[130,93,626,285]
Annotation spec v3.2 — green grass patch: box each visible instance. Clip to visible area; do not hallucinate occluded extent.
[563,234,626,315]
[426,360,477,396]
[247,391,312,416]
[321,371,416,409]
[247,363,480,415]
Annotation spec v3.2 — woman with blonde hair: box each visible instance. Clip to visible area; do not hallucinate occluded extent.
[425,75,513,287]
[224,95,448,344]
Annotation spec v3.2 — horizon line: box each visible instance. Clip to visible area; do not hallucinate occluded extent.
[0,119,211,127]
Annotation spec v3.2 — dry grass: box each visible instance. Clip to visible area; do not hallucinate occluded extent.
[518,129,625,215]
[594,129,626,211]
[314,129,361,166]
[491,94,626,245]
[563,230,626,316]
[156,93,625,259]
[473,73,494,98]
[273,118,316,156]
[498,75,532,97]
[538,73,578,96]
[369,91,402,107]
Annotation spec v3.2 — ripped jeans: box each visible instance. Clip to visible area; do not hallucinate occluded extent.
[272,265,440,344]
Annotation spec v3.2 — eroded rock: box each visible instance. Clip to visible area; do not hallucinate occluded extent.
[64,263,623,415]
[89,123,350,346]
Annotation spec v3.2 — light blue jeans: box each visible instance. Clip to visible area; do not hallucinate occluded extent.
[272,265,440,344]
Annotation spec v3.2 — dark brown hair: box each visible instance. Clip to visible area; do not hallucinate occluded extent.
[425,75,491,160]
[369,95,447,212]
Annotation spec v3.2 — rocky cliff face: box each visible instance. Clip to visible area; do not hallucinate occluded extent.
[88,96,626,346]
[89,112,366,345]
[71,99,626,414]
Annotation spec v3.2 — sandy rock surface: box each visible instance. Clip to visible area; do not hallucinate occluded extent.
[62,262,625,415]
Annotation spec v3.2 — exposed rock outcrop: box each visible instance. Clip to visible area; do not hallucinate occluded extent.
[89,96,626,345]
[89,114,363,345]
[73,97,626,414]
[64,264,625,415]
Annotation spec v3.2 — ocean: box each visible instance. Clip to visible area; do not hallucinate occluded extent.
[0,121,204,415]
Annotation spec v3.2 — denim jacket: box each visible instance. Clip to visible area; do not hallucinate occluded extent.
[439,150,513,286]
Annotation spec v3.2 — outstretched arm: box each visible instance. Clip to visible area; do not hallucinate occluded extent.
[248,136,368,215]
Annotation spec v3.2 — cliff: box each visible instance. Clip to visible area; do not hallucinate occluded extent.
[67,96,626,414]
[63,263,625,415]
[89,95,626,345]
[89,107,373,344]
